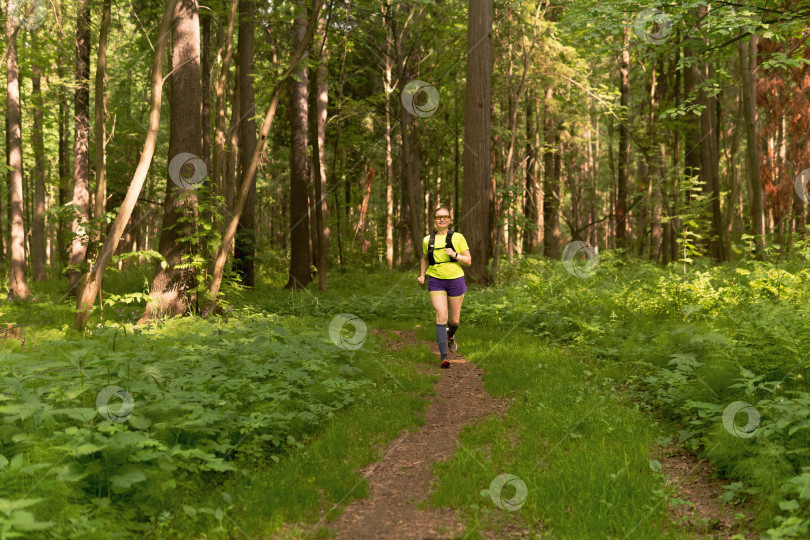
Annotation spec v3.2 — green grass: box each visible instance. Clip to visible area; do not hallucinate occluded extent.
[426,328,694,539]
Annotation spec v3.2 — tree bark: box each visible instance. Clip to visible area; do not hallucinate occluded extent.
[616,25,630,250]
[461,0,493,283]
[542,88,560,257]
[740,35,765,260]
[383,22,394,268]
[310,12,329,288]
[31,43,47,281]
[698,38,725,261]
[6,3,31,298]
[74,0,178,329]
[144,0,202,318]
[69,0,92,292]
[93,0,111,225]
[212,0,239,200]
[234,0,256,287]
[286,1,312,289]
[523,94,538,254]
[201,9,211,169]
[57,13,71,271]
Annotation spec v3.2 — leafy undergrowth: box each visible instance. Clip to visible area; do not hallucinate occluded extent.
[0,301,434,538]
[4,248,810,537]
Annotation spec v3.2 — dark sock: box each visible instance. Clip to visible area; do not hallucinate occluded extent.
[436,324,448,356]
[448,324,459,339]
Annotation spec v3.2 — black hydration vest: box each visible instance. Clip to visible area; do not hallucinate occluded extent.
[427,230,458,266]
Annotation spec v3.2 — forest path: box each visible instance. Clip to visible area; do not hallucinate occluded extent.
[326,329,511,539]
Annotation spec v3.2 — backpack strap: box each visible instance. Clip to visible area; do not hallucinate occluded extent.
[427,233,437,265]
[428,230,457,266]
[446,230,457,262]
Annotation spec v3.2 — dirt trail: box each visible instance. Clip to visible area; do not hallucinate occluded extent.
[303,330,754,539]
[326,330,510,539]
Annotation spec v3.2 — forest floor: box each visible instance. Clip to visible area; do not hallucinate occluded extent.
[324,330,511,539]
[297,330,754,539]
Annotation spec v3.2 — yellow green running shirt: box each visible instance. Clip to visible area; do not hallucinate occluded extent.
[422,232,469,280]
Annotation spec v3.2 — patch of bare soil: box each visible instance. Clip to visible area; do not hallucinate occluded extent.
[321,329,511,539]
[659,444,755,539]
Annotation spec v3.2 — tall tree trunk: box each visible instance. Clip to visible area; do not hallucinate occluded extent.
[212,0,239,200]
[740,35,765,260]
[523,95,538,254]
[201,10,211,169]
[234,0,256,287]
[684,45,700,203]
[461,0,493,283]
[391,8,423,264]
[69,0,92,292]
[6,3,31,298]
[698,42,725,261]
[286,1,312,289]
[383,22,394,269]
[144,0,202,318]
[310,12,329,288]
[58,20,71,270]
[542,88,560,257]
[616,25,630,250]
[31,44,47,281]
[75,0,178,329]
[93,0,111,222]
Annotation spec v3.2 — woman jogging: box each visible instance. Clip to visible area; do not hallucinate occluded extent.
[417,207,472,368]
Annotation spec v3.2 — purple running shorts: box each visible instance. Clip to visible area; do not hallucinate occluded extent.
[428,276,467,297]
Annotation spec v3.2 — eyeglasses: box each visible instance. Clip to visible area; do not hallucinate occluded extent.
[434,216,450,221]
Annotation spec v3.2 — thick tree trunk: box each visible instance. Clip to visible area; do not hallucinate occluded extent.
[74,0,178,329]
[31,50,47,281]
[740,35,765,260]
[144,0,202,318]
[6,5,31,298]
[542,88,560,257]
[234,0,256,287]
[201,10,211,169]
[69,0,92,292]
[461,0,493,283]
[286,2,312,289]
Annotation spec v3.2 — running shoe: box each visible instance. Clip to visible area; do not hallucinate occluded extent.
[448,336,457,353]
[440,355,450,369]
